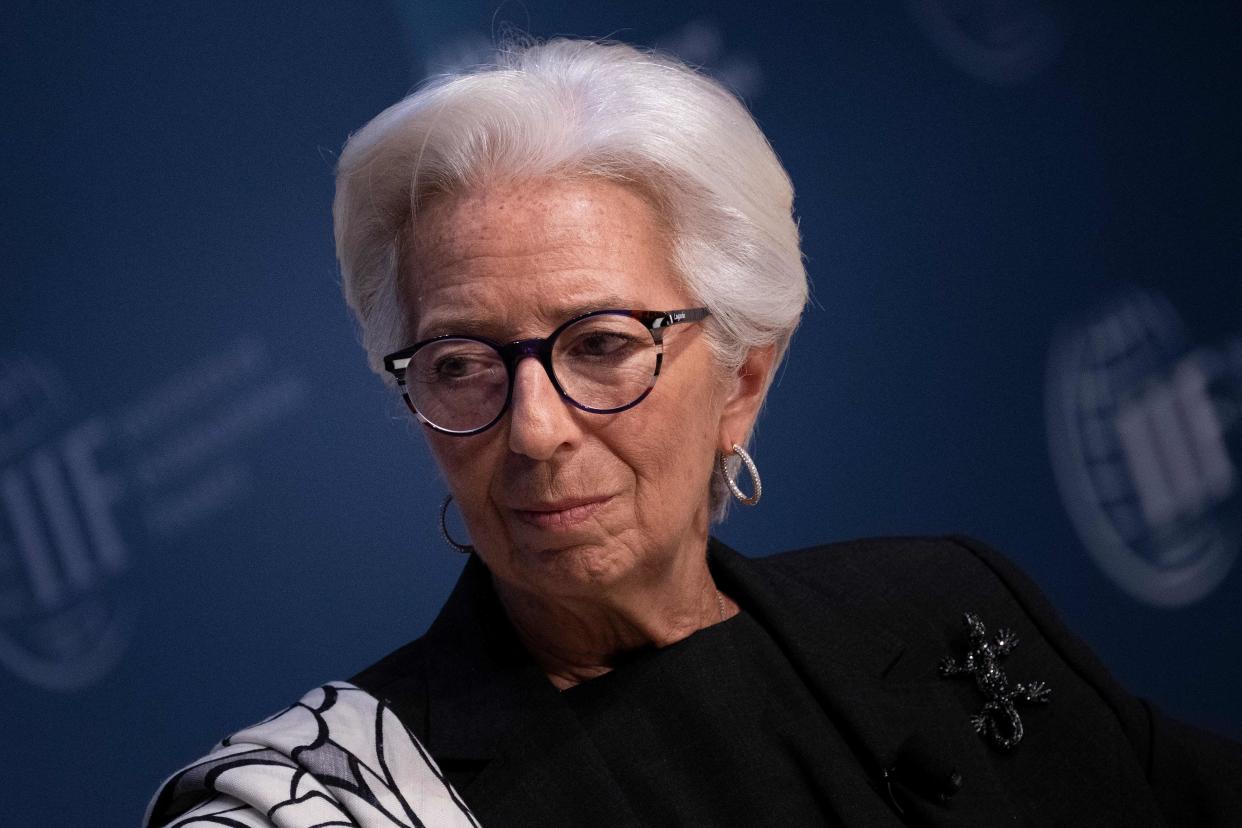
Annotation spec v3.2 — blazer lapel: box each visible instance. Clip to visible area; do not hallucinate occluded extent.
[419,555,642,827]
[417,554,551,764]
[710,539,1025,827]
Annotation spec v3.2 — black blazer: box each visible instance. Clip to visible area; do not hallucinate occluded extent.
[353,535,1242,827]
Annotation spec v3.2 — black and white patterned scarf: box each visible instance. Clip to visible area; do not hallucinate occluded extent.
[145,682,480,827]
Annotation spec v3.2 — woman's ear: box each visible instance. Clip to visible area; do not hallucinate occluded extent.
[717,344,778,452]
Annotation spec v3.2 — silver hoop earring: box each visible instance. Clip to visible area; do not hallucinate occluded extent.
[719,443,762,506]
[439,495,473,554]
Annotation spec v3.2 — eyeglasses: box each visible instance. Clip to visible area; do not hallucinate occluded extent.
[383,307,711,435]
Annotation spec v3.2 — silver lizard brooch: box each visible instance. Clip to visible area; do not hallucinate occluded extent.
[939,612,1052,750]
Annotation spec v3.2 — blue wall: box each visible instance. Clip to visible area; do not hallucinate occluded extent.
[3,2,1239,824]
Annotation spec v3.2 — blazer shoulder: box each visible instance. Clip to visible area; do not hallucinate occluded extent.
[349,634,432,736]
[347,553,495,727]
[759,534,1159,756]
[759,534,1033,604]
[759,534,1108,670]
[761,533,981,571]
[351,633,429,686]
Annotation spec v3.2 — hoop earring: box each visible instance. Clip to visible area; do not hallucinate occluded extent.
[439,495,474,554]
[719,443,762,506]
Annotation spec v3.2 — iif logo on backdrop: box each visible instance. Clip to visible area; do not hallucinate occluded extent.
[1046,288,1242,607]
[0,340,306,690]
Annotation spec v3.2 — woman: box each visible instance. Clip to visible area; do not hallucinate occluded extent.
[147,39,1241,827]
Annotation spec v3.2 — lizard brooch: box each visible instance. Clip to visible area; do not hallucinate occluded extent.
[939,611,1052,750]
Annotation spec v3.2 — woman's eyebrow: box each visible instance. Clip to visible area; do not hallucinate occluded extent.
[417,314,496,340]
[417,296,639,340]
[555,296,634,320]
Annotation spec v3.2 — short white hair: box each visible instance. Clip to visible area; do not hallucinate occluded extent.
[333,38,808,519]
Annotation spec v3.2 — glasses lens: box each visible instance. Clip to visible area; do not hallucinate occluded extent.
[553,313,658,412]
[405,338,507,432]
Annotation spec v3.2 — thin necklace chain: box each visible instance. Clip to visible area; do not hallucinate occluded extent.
[715,590,727,622]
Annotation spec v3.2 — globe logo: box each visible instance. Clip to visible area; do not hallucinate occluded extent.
[1046,289,1241,607]
[0,354,132,690]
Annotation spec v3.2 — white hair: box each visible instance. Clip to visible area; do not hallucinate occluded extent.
[333,38,808,520]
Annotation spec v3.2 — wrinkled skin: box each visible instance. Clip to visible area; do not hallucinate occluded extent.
[403,177,774,687]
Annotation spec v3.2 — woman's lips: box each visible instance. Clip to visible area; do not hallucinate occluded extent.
[512,497,611,530]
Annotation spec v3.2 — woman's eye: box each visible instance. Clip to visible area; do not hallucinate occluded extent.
[572,332,636,357]
[433,355,491,380]
[436,357,469,378]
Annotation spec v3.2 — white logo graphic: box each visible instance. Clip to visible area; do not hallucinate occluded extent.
[1046,288,1241,607]
[0,339,307,690]
[907,0,1062,85]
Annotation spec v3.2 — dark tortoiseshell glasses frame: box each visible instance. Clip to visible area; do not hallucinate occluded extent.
[382,307,711,436]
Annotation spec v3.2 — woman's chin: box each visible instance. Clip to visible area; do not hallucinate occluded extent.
[499,535,638,597]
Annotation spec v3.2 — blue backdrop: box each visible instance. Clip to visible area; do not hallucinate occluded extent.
[3,2,1239,825]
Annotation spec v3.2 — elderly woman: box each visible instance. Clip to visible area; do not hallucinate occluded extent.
[148,39,1241,828]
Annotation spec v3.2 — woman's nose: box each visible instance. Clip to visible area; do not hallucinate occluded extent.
[507,356,579,460]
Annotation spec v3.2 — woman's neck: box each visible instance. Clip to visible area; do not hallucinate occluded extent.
[492,551,737,690]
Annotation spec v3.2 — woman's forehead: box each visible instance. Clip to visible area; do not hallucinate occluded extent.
[404,178,687,338]
[411,179,664,265]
